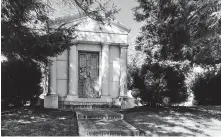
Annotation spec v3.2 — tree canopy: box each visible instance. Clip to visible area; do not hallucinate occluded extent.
[1,0,118,64]
[134,0,221,65]
[130,0,221,106]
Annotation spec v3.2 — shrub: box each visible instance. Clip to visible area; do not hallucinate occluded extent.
[192,69,221,105]
[134,63,188,106]
[1,60,42,108]
[127,63,146,93]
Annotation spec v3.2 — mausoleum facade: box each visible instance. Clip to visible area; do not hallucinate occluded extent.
[44,14,131,109]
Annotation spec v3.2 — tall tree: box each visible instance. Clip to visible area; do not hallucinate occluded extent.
[131,0,221,106]
[188,0,221,65]
[1,0,118,64]
[134,0,221,65]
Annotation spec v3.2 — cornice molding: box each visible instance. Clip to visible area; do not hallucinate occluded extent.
[71,40,129,47]
[120,43,129,48]
[102,42,112,46]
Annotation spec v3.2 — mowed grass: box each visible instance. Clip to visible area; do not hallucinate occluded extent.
[1,107,78,136]
[123,106,221,136]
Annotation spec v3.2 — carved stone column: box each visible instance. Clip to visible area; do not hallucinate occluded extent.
[67,45,78,100]
[44,57,58,109]
[119,44,128,97]
[49,57,57,94]
[101,43,110,98]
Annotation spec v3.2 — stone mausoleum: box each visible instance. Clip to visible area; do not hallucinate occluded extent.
[44,14,132,109]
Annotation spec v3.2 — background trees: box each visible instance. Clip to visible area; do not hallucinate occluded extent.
[134,0,221,64]
[2,0,73,64]
[2,0,118,64]
[191,66,221,105]
[2,60,42,108]
[135,63,188,106]
[131,0,221,106]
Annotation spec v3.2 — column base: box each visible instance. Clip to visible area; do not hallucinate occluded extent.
[100,95,112,103]
[64,95,78,101]
[121,97,136,109]
[44,94,58,109]
[118,95,127,98]
[114,96,136,109]
[101,95,111,99]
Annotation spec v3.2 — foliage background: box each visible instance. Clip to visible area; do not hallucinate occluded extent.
[128,0,221,106]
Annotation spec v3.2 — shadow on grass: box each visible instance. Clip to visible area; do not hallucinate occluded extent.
[1,107,79,136]
[122,106,221,136]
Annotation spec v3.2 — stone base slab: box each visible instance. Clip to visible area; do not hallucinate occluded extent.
[75,109,123,120]
[63,95,78,101]
[113,97,136,109]
[78,112,139,136]
[122,98,136,109]
[63,97,113,103]
[62,101,113,106]
[44,94,58,109]
[101,95,111,99]
[77,109,139,136]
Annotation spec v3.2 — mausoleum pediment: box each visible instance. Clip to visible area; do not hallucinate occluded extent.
[50,14,130,44]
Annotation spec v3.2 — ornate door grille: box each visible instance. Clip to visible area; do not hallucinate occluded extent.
[78,52,100,98]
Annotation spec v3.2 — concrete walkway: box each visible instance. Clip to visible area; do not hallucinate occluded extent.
[76,109,140,136]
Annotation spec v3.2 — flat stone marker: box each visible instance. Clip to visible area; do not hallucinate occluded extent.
[76,109,140,136]
[76,109,123,120]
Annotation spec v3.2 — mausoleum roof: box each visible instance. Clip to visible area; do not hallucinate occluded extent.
[49,13,130,44]
[50,13,131,33]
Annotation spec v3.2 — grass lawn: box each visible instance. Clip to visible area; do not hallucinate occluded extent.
[123,106,221,136]
[1,107,78,136]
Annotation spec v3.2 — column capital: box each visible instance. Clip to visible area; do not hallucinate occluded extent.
[71,44,77,47]
[120,44,129,48]
[71,39,78,44]
[102,42,112,46]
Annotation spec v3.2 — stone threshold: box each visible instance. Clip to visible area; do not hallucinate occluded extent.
[78,119,140,136]
[60,97,113,102]
[58,100,122,109]
[76,109,140,136]
[76,109,123,120]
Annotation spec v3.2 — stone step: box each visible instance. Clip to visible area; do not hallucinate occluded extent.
[59,104,120,109]
[78,119,140,136]
[76,109,123,120]
[76,109,140,136]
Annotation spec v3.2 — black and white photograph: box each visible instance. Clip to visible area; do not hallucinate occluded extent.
[1,0,221,136]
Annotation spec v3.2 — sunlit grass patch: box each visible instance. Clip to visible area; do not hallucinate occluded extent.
[123,106,221,136]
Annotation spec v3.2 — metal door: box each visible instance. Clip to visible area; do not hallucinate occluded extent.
[78,52,100,98]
